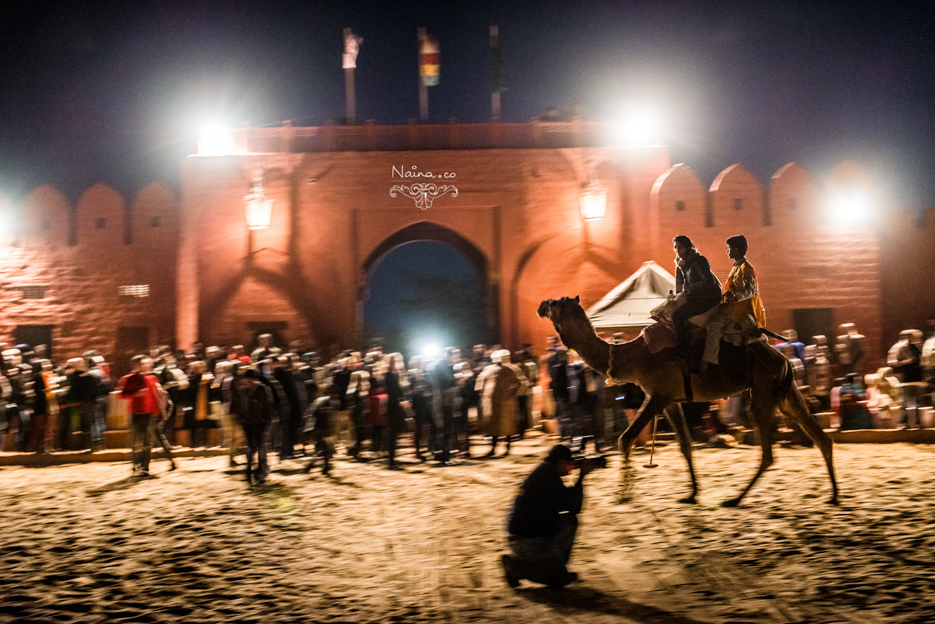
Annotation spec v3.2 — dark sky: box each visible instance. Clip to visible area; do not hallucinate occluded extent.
[1,0,934,208]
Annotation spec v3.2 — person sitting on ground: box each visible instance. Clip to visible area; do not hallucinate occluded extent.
[839,373,873,430]
[501,444,594,589]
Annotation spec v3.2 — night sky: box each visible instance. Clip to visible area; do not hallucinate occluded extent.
[1,0,934,208]
[2,0,934,351]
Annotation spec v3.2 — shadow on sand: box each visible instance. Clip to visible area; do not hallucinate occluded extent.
[521,585,708,623]
[619,462,638,504]
[249,481,298,497]
[86,474,149,497]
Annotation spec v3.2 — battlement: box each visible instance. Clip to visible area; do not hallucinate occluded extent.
[15,182,177,250]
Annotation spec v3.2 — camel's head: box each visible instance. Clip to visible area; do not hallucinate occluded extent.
[537,296,581,332]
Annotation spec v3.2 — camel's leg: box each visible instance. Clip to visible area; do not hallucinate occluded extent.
[617,394,668,460]
[723,392,778,508]
[779,388,839,505]
[663,403,698,504]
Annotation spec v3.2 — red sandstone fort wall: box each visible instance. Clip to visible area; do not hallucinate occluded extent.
[2,127,931,368]
[0,183,178,373]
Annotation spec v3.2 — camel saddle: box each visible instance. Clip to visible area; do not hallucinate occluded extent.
[642,295,760,357]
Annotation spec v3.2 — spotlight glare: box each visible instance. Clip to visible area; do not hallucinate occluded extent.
[828,190,873,225]
[618,111,659,145]
[197,123,235,156]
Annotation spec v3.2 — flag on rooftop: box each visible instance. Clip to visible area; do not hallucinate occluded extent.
[420,33,440,86]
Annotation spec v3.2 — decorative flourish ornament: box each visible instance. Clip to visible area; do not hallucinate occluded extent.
[390,183,458,210]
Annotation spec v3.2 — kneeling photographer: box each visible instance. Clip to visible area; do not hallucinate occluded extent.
[502,444,605,588]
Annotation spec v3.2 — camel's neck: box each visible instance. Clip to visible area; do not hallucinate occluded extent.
[557,313,644,384]
[557,317,612,377]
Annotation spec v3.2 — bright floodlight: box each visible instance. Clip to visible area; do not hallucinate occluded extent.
[421,343,440,360]
[197,123,235,156]
[829,190,873,224]
[619,111,658,145]
[0,200,12,239]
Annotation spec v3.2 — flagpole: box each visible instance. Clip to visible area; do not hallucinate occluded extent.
[490,25,500,122]
[344,28,356,125]
[418,27,429,122]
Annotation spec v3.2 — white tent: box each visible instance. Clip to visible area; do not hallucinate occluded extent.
[586,261,676,330]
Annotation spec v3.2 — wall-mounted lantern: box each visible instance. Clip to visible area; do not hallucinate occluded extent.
[244,176,273,230]
[579,166,607,221]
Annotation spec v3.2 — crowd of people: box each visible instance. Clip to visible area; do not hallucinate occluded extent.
[773,324,935,431]
[2,229,935,479]
[0,335,574,479]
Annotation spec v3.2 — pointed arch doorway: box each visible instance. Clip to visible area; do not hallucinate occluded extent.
[360,222,496,355]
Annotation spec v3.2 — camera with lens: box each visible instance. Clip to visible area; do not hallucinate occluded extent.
[574,454,608,470]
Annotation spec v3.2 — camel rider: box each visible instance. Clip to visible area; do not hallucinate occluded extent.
[723,235,766,328]
[702,235,767,370]
[672,235,722,359]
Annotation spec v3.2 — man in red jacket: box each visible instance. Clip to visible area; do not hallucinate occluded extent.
[118,355,162,476]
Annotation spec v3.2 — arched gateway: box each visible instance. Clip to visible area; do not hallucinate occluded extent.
[361,222,497,348]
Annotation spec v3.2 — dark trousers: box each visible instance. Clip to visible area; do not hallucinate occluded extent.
[437,404,456,462]
[14,408,32,452]
[243,423,269,483]
[280,406,300,457]
[130,413,153,472]
[554,395,573,440]
[517,395,530,439]
[153,417,175,466]
[412,394,436,456]
[307,430,334,474]
[508,514,579,587]
[31,411,49,453]
[454,398,470,455]
[489,435,511,454]
[351,397,368,448]
[386,406,405,465]
[902,384,921,427]
[672,295,720,353]
[57,405,73,450]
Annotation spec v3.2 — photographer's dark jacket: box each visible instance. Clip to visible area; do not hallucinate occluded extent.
[508,461,583,538]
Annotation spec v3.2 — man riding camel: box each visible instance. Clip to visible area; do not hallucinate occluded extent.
[672,235,722,362]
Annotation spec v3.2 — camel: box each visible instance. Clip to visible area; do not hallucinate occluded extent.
[538,296,838,507]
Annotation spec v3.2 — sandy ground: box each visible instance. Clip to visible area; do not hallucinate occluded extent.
[1,433,934,624]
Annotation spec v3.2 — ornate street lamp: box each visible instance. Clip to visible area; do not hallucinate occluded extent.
[244,176,273,230]
[579,166,607,221]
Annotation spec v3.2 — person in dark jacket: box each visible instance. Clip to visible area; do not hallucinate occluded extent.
[302,384,340,475]
[238,368,275,485]
[384,353,408,470]
[546,345,571,440]
[408,356,436,462]
[502,444,594,588]
[672,235,722,359]
[272,356,302,459]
